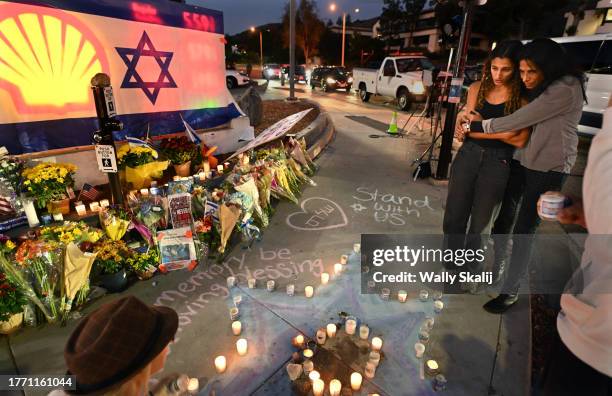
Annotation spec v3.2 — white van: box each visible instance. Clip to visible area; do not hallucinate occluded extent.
[550,34,611,136]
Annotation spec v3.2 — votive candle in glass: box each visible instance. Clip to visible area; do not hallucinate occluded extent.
[359,324,370,340]
[312,379,324,396]
[305,285,314,298]
[426,359,439,376]
[329,379,341,396]
[232,321,242,336]
[229,307,239,321]
[308,370,320,382]
[99,199,110,208]
[236,338,248,356]
[75,203,87,216]
[340,254,348,264]
[233,295,242,306]
[303,348,314,359]
[334,263,343,276]
[434,300,444,313]
[203,161,211,173]
[214,356,226,373]
[353,243,361,253]
[326,323,337,338]
[365,361,376,379]
[380,288,390,301]
[371,337,383,351]
[419,289,429,302]
[227,276,236,288]
[398,290,408,303]
[345,318,357,335]
[316,328,327,345]
[286,284,295,296]
[321,272,330,285]
[52,213,63,222]
[248,278,256,289]
[89,202,100,212]
[217,164,224,174]
[350,372,362,391]
[294,334,305,348]
[267,280,275,292]
[414,342,425,359]
[303,359,314,375]
[369,351,381,366]
[140,188,149,196]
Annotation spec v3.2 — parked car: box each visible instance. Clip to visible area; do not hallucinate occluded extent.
[353,56,434,111]
[280,65,307,85]
[310,67,353,92]
[262,63,282,80]
[225,68,250,89]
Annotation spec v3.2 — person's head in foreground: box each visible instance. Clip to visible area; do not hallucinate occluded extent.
[63,296,178,395]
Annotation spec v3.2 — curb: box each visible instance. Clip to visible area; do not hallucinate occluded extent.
[294,99,335,160]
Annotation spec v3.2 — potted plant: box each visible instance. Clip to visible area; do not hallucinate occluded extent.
[160,137,198,177]
[93,240,131,293]
[22,162,77,214]
[116,144,168,189]
[0,271,27,334]
[126,249,159,280]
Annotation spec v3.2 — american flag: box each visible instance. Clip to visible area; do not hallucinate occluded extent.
[0,196,14,216]
[180,114,202,145]
[78,183,102,202]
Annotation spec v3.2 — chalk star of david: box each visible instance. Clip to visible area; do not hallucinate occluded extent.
[115,31,177,104]
[350,202,367,213]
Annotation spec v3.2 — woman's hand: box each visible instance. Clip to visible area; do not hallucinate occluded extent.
[467,111,483,122]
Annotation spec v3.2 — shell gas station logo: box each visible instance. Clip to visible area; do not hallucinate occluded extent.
[0,4,109,115]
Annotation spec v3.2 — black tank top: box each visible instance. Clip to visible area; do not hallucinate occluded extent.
[467,100,515,150]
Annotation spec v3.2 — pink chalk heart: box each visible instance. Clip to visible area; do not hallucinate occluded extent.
[286,197,348,231]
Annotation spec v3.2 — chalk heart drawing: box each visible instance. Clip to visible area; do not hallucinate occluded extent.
[286,197,348,231]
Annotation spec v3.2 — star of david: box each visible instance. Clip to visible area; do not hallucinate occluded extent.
[115,31,177,104]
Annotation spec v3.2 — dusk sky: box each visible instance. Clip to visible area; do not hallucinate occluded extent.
[188,0,384,35]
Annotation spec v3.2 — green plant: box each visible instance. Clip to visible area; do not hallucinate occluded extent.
[126,249,159,274]
[0,271,28,322]
[116,145,158,169]
[160,137,198,165]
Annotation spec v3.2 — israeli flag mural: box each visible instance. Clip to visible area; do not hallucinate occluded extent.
[0,0,240,153]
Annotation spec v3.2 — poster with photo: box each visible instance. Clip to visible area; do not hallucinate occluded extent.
[168,193,193,229]
[157,227,197,272]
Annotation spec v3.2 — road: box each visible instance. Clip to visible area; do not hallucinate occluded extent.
[2,79,590,396]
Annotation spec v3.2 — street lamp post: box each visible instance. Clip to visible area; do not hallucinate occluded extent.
[289,0,297,101]
[251,27,264,75]
[330,3,359,67]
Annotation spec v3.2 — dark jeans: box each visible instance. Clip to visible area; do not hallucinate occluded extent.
[542,332,612,395]
[499,166,567,293]
[443,140,514,271]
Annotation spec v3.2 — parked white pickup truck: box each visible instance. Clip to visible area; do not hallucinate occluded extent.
[353,56,434,111]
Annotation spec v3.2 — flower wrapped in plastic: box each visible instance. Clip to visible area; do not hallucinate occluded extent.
[61,242,97,323]
[117,144,168,189]
[287,137,316,175]
[132,198,165,246]
[39,222,103,246]
[218,203,241,254]
[99,206,131,241]
[235,176,268,228]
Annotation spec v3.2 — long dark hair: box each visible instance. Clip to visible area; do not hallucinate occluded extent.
[477,40,524,115]
[520,38,587,102]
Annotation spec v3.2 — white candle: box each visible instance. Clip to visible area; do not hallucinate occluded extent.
[365,361,376,379]
[217,164,224,173]
[333,263,343,275]
[89,202,100,212]
[227,276,236,288]
[345,319,357,335]
[312,379,324,396]
[23,199,39,227]
[188,378,199,392]
[75,203,87,216]
[214,356,226,373]
[294,334,305,348]
[308,370,320,382]
[316,328,326,345]
[99,199,110,208]
[398,290,408,303]
[340,254,348,264]
[426,359,439,376]
[236,338,248,356]
[359,324,370,340]
[353,243,361,253]
[303,359,314,375]
[321,272,330,285]
[303,348,314,358]
[232,321,242,336]
[52,213,63,221]
[351,371,363,391]
[229,307,239,321]
[350,372,362,391]
[203,161,211,173]
[326,323,337,338]
[415,342,425,358]
[371,337,383,351]
[173,175,181,181]
[369,351,381,366]
[140,188,149,196]
[248,278,256,289]
[305,285,314,298]
[267,280,275,291]
[242,155,250,165]
[286,284,295,296]
[329,379,341,396]
[434,300,444,313]
[233,295,242,306]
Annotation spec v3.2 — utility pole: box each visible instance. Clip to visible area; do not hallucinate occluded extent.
[435,0,479,180]
[259,31,263,73]
[289,0,297,101]
[341,13,346,67]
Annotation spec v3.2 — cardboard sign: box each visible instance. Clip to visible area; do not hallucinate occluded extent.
[157,227,197,272]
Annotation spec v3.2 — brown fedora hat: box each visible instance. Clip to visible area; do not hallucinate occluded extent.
[64,296,178,394]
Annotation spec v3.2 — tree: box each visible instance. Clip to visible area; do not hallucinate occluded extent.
[404,0,427,47]
[379,0,406,51]
[281,0,325,63]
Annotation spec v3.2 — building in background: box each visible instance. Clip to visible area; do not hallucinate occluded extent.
[564,0,612,35]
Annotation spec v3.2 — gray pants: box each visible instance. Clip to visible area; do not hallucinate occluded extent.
[443,140,514,271]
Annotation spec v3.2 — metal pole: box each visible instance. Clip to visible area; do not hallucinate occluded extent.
[341,12,346,67]
[259,31,263,72]
[435,0,474,180]
[289,0,297,100]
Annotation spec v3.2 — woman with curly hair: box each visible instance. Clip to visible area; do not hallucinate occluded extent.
[443,40,529,279]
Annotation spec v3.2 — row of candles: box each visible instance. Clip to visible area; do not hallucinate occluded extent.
[74,199,110,216]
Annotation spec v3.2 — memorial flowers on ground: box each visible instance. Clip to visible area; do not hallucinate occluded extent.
[117,144,168,189]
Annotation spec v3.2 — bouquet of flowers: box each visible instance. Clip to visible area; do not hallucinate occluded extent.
[0,156,24,192]
[21,162,77,208]
[93,239,132,275]
[116,144,168,189]
[126,249,159,279]
[99,206,131,241]
[0,271,27,323]
[39,222,103,246]
[160,137,199,165]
